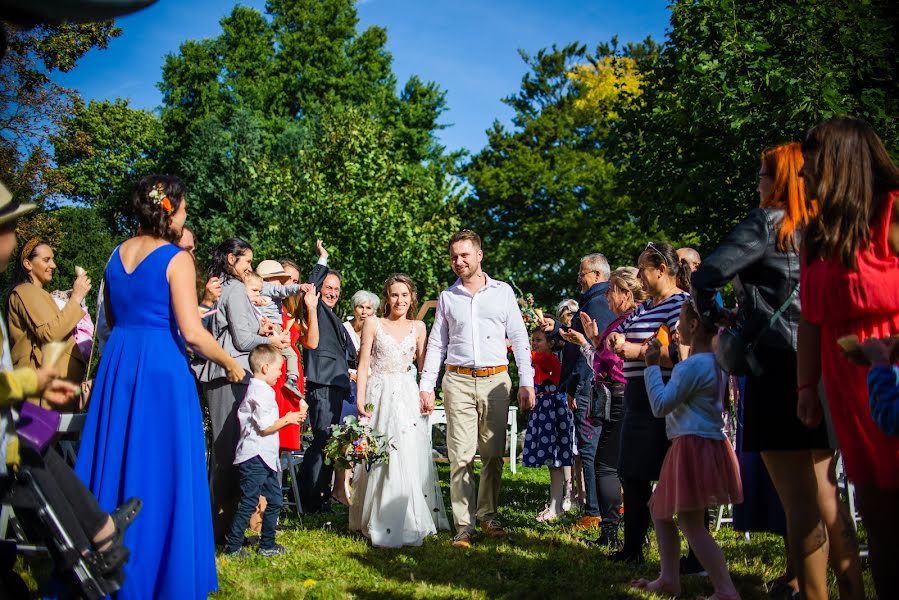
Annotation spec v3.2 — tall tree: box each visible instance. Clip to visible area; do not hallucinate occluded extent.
[0,22,121,199]
[464,40,659,307]
[616,0,899,250]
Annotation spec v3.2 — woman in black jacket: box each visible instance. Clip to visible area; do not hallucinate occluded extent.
[692,143,862,600]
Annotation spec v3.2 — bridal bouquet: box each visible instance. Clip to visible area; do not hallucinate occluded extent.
[323,404,391,470]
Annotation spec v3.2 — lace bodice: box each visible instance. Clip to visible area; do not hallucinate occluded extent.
[370,320,416,376]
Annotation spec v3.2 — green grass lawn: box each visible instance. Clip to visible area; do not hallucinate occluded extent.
[213,464,875,599]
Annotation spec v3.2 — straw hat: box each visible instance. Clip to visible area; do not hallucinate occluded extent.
[256,260,289,281]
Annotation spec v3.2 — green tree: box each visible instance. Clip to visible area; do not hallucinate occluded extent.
[616,0,899,250]
[50,98,163,233]
[464,41,659,308]
[0,22,121,199]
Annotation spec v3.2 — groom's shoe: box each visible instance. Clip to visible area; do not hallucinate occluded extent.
[451,531,473,549]
[479,519,507,538]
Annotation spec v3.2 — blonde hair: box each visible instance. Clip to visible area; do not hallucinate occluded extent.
[609,266,647,303]
[243,271,263,286]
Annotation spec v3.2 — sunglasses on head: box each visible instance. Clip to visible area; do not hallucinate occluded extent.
[644,242,669,267]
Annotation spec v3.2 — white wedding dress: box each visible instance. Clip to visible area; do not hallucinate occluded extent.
[349,319,449,547]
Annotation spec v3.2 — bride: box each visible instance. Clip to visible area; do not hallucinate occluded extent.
[349,273,449,547]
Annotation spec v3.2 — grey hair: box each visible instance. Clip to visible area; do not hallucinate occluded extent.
[351,289,380,310]
[556,299,579,316]
[581,253,611,280]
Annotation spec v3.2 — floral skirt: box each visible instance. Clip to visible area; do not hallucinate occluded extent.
[522,385,574,468]
[649,434,743,520]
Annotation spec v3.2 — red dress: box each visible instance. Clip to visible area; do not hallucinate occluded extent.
[800,190,899,487]
[275,306,305,451]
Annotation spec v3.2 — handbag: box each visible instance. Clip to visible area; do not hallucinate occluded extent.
[15,401,61,454]
[715,283,799,376]
[589,380,611,424]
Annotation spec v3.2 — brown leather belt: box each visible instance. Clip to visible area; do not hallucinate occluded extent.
[447,364,508,378]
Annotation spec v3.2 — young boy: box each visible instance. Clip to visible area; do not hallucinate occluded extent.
[223,344,306,557]
[255,260,305,396]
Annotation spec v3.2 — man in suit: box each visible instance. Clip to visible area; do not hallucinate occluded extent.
[299,241,356,512]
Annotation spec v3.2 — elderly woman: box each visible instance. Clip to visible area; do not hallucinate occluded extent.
[7,238,92,408]
[605,243,689,564]
[561,266,646,549]
[556,299,579,328]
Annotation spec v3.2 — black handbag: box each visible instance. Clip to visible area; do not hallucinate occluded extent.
[715,283,799,376]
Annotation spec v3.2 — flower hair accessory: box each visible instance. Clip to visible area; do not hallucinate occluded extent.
[148,182,173,214]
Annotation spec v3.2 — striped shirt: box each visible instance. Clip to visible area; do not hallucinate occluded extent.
[614,292,689,379]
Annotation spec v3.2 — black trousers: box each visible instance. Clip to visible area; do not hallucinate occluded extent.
[620,476,653,556]
[19,444,108,551]
[594,394,624,526]
[299,383,349,512]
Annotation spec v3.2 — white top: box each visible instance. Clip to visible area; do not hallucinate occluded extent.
[420,274,534,392]
[234,378,282,471]
[644,353,727,441]
[343,320,361,352]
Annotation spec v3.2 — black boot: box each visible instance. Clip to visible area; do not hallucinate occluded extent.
[597,523,620,551]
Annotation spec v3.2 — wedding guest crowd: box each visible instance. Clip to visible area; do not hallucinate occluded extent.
[1,115,897,600]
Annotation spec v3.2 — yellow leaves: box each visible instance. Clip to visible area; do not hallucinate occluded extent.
[567,56,645,120]
[303,579,317,588]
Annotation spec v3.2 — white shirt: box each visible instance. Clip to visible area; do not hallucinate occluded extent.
[234,378,281,471]
[420,274,534,392]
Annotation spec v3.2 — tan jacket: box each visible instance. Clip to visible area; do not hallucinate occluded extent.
[7,282,85,408]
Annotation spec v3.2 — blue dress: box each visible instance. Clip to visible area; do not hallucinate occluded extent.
[522,383,574,468]
[75,244,217,599]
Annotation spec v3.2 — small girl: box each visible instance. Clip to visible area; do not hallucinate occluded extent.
[522,327,575,522]
[633,300,742,600]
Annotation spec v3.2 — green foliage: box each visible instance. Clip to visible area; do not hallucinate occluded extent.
[322,406,390,470]
[464,41,658,307]
[0,22,121,200]
[616,0,899,251]
[155,0,460,308]
[50,99,163,233]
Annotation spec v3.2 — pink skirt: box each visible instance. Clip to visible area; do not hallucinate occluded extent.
[649,435,743,520]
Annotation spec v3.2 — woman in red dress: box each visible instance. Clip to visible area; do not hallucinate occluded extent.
[798,117,899,599]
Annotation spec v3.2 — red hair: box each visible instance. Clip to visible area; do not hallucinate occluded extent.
[759,142,818,252]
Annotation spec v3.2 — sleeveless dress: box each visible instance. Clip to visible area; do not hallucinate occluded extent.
[800,190,899,488]
[348,319,449,547]
[75,244,217,598]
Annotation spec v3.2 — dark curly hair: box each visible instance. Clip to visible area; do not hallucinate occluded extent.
[208,237,253,283]
[132,174,185,241]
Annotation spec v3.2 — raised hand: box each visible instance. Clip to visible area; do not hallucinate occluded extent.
[579,311,599,341]
[316,239,328,259]
[71,272,92,302]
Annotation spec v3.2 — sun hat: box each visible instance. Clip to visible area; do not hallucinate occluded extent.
[0,181,36,227]
[256,260,290,280]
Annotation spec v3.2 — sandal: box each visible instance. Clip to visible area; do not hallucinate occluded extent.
[535,505,561,523]
[94,497,142,550]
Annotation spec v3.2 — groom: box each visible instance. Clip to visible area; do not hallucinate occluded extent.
[419,229,535,548]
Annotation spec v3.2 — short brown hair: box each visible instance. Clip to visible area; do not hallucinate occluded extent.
[381,273,419,319]
[249,344,281,374]
[448,229,481,253]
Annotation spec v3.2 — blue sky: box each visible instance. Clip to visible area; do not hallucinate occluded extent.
[59,0,671,155]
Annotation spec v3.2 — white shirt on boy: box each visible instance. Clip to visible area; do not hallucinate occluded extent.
[234,377,281,472]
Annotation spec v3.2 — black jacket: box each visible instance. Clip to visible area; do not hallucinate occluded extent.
[692,208,801,351]
[303,263,356,390]
[555,281,617,397]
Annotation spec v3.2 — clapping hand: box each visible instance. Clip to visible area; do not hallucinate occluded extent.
[644,338,662,366]
[559,328,587,346]
[580,312,599,344]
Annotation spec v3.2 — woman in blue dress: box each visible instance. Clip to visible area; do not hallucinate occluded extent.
[76,175,244,598]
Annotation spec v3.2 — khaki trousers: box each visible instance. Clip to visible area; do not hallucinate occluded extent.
[442,370,512,533]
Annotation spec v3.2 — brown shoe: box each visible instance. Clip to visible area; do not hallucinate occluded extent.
[451,531,473,549]
[479,519,507,538]
[571,515,601,531]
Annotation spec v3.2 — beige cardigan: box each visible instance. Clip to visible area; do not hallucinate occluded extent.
[7,282,85,408]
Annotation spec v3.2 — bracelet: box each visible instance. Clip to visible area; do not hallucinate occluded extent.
[797,382,816,394]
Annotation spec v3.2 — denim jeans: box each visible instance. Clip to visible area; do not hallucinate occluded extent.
[224,456,283,552]
[573,381,600,517]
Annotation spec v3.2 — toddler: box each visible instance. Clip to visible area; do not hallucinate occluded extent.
[633,300,742,600]
[256,261,306,396]
[521,327,575,522]
[223,344,306,557]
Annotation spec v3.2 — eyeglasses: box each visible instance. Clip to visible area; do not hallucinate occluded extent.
[577,270,599,281]
[644,242,668,267]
